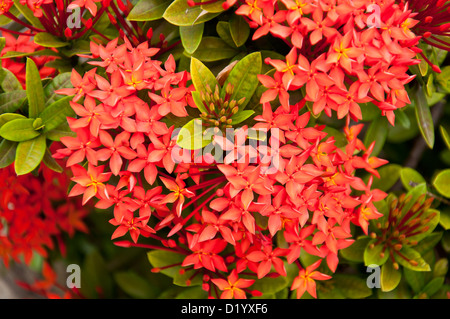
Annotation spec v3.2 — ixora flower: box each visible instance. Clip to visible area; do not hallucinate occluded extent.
[53,33,392,299]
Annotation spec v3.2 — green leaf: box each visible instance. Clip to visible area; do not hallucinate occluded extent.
[333,275,372,299]
[176,118,213,150]
[173,268,202,287]
[440,125,450,150]
[42,148,63,173]
[191,91,208,114]
[44,72,72,106]
[0,37,5,52]
[114,271,159,299]
[0,118,41,142]
[0,68,23,92]
[147,250,185,278]
[180,24,204,55]
[400,167,426,191]
[403,267,426,293]
[363,116,389,157]
[395,109,411,129]
[433,169,450,198]
[216,21,238,49]
[408,209,440,242]
[190,57,218,94]
[127,0,172,21]
[381,260,402,292]
[0,49,59,59]
[14,134,46,175]
[419,277,444,298]
[364,239,389,267]
[191,37,239,62]
[46,121,76,141]
[396,247,430,271]
[201,0,225,12]
[250,273,288,294]
[440,208,450,230]
[220,52,262,110]
[34,32,69,48]
[229,15,250,47]
[0,91,27,114]
[26,58,45,118]
[231,110,254,125]
[369,164,402,192]
[80,250,113,298]
[13,0,44,28]
[414,86,434,149]
[400,183,427,217]
[0,139,17,169]
[433,258,448,278]
[414,232,443,255]
[163,0,220,26]
[340,236,371,263]
[39,95,75,133]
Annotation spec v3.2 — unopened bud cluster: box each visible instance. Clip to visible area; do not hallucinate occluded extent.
[198,83,245,131]
[370,193,435,269]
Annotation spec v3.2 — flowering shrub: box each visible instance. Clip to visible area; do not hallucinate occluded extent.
[0,0,449,300]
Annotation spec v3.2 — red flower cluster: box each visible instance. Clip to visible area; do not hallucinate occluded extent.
[0,159,89,268]
[1,31,55,85]
[54,34,389,299]
[234,0,428,125]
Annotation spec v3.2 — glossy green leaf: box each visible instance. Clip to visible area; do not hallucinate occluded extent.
[26,58,45,118]
[340,236,371,263]
[114,271,159,299]
[0,139,17,169]
[426,73,435,97]
[127,0,172,21]
[42,148,63,173]
[39,95,75,133]
[0,37,5,52]
[400,183,427,217]
[415,232,443,255]
[395,109,411,129]
[163,0,220,26]
[0,6,18,26]
[216,21,238,49]
[363,116,389,157]
[0,49,58,59]
[147,250,185,278]
[231,110,254,125]
[333,275,372,299]
[370,164,402,192]
[220,52,262,110]
[176,118,212,150]
[400,167,426,191]
[46,122,76,141]
[420,277,444,298]
[433,258,448,278]
[433,169,450,198]
[201,0,225,12]
[403,267,426,293]
[13,0,43,28]
[364,239,389,267]
[173,268,202,287]
[0,118,41,142]
[180,24,204,54]
[229,15,250,47]
[381,260,402,292]
[190,57,218,94]
[439,125,450,150]
[14,134,46,175]
[0,91,27,114]
[191,37,238,62]
[191,91,208,114]
[0,68,23,92]
[396,247,430,271]
[34,32,69,48]
[440,208,450,230]
[414,86,434,149]
[44,72,72,106]
[0,113,26,127]
[250,273,288,294]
